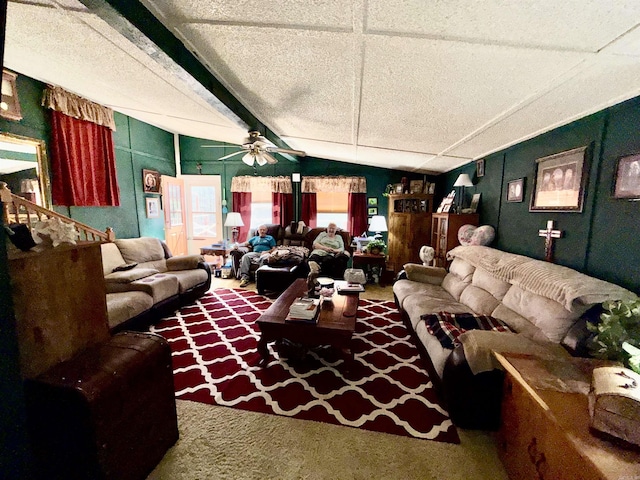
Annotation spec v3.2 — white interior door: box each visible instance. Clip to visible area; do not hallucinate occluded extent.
[182,175,223,255]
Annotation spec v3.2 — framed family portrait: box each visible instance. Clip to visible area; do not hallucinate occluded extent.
[146,197,160,218]
[409,180,424,194]
[530,146,589,212]
[613,153,640,199]
[143,169,161,194]
[507,178,525,202]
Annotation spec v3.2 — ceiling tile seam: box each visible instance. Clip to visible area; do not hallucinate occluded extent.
[76,0,249,129]
[175,19,354,34]
[106,106,238,129]
[361,28,597,54]
[420,56,598,168]
[352,0,366,151]
[597,21,640,54]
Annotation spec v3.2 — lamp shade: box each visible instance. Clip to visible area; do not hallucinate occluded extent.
[368,215,388,233]
[224,212,244,227]
[453,173,474,187]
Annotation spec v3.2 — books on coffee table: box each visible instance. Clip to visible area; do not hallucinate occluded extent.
[335,281,364,294]
[286,297,320,323]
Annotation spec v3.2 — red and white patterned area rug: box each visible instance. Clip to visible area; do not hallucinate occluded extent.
[150,288,459,444]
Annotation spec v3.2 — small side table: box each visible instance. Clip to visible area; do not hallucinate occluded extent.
[200,244,231,272]
[352,252,386,286]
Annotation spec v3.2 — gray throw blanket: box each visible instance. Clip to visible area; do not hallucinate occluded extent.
[447,245,636,312]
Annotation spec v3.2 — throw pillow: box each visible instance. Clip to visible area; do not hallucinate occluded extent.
[421,311,512,349]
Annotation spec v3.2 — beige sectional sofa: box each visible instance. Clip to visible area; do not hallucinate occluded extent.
[101,237,211,332]
[393,245,636,429]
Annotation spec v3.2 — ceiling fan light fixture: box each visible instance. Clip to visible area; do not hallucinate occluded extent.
[242,152,254,166]
[255,153,268,166]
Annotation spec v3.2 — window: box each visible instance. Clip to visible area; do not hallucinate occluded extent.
[316,191,348,229]
[190,185,217,237]
[250,189,272,228]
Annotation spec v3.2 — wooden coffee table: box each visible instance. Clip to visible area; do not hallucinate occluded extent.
[256,278,359,368]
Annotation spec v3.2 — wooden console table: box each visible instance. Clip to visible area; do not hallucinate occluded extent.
[352,251,387,286]
[495,353,640,480]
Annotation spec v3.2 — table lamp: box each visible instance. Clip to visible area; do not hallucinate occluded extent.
[453,173,474,212]
[368,215,388,240]
[224,212,244,244]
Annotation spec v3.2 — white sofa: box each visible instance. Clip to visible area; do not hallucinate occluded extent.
[393,245,636,428]
[101,237,211,332]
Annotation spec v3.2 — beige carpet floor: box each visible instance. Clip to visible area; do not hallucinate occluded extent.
[148,399,508,480]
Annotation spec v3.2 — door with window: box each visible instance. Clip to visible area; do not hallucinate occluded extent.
[161,175,187,256]
[182,175,223,254]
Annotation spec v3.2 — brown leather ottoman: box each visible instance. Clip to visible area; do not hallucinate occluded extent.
[24,331,178,480]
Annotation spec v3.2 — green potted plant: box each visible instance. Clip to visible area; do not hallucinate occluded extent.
[364,239,386,255]
[587,298,640,374]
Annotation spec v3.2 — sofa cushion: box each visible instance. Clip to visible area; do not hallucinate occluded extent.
[104,268,159,285]
[403,264,447,284]
[131,273,179,303]
[459,284,501,316]
[393,278,458,312]
[101,242,126,276]
[502,285,583,342]
[106,291,154,329]
[472,268,511,301]
[490,303,551,343]
[422,312,512,349]
[441,274,472,301]
[166,269,209,294]
[402,293,471,330]
[115,237,166,264]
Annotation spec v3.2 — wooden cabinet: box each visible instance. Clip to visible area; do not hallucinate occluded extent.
[8,242,109,378]
[431,213,479,267]
[496,353,640,480]
[387,194,433,273]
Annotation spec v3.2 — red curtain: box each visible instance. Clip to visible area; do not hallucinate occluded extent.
[301,192,317,228]
[347,193,367,236]
[50,110,120,206]
[272,192,293,226]
[232,191,252,242]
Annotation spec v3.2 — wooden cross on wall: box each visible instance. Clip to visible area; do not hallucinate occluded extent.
[538,220,563,262]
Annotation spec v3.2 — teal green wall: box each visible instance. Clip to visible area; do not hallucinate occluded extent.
[443,102,639,293]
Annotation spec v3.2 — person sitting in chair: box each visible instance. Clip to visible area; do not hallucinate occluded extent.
[308,223,349,279]
[235,224,276,287]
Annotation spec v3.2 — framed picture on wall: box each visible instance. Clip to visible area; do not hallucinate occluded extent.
[146,197,160,218]
[507,178,525,202]
[143,169,161,193]
[530,146,589,212]
[476,159,485,177]
[613,153,640,199]
[367,207,378,216]
[368,197,378,206]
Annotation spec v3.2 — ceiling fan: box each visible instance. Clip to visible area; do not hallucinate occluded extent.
[202,130,306,166]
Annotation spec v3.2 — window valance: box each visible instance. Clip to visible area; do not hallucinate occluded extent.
[42,85,116,131]
[301,176,366,193]
[231,175,292,194]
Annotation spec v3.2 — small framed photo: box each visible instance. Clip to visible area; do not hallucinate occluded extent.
[476,159,485,178]
[442,203,451,213]
[530,146,588,212]
[368,197,378,206]
[394,183,404,194]
[146,197,160,218]
[367,207,378,216]
[469,193,481,213]
[428,182,436,194]
[409,180,424,194]
[143,169,161,193]
[507,178,525,202]
[613,153,640,199]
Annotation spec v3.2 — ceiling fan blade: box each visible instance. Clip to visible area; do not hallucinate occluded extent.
[262,152,278,164]
[266,147,306,157]
[218,150,245,161]
[255,153,268,166]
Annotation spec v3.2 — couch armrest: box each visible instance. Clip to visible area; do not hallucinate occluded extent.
[403,263,447,285]
[166,254,205,271]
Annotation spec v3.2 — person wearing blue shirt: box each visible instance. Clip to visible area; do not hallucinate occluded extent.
[235,224,276,287]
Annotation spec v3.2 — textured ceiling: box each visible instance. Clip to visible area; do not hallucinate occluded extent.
[5,1,640,174]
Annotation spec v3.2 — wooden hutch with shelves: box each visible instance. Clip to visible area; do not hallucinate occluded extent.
[431,212,479,267]
[387,193,434,273]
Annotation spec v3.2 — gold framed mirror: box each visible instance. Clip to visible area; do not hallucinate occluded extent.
[0,132,51,209]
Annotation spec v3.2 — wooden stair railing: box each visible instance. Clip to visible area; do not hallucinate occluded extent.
[4,193,115,242]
